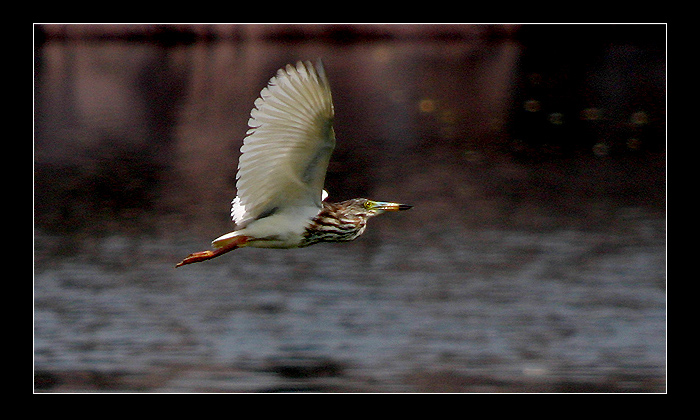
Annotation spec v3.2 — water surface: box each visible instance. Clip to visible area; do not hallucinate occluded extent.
[34,35,665,392]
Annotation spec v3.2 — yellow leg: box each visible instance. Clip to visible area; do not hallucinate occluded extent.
[176,236,248,268]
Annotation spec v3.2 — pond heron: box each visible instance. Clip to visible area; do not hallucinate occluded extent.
[177,60,411,267]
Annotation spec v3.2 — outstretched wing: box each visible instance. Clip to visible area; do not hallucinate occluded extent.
[232,60,335,228]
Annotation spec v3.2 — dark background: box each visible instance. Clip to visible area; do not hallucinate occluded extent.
[34,24,665,392]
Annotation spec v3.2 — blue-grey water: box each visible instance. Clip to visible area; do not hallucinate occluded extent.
[34,29,665,392]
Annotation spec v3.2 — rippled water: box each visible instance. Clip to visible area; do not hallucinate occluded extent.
[34,32,665,392]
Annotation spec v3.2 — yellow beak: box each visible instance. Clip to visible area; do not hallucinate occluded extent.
[368,201,413,211]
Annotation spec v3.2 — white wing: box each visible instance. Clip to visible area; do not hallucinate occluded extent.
[232,60,335,228]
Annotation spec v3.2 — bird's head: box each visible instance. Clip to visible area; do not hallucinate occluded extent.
[336,198,412,220]
[305,198,412,245]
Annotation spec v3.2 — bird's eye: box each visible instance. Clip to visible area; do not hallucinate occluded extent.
[363,201,372,210]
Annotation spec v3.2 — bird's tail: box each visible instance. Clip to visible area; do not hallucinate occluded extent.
[211,231,245,249]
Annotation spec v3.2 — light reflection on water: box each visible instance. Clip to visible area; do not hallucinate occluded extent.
[34,38,665,392]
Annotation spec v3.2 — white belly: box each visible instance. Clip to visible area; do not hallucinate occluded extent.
[212,206,319,249]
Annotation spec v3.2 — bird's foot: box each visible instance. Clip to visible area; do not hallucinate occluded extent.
[175,235,248,268]
[176,250,218,267]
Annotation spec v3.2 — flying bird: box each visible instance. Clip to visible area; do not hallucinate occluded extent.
[176,60,411,267]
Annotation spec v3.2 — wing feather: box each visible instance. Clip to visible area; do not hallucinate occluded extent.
[232,60,335,228]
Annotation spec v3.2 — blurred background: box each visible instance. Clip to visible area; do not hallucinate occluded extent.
[34,24,666,392]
